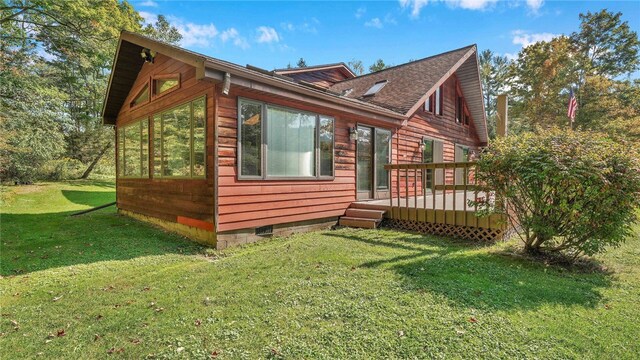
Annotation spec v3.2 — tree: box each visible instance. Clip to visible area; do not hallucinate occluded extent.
[475,128,640,259]
[296,58,307,68]
[347,59,364,75]
[508,36,580,131]
[506,9,639,136]
[1,0,181,180]
[369,59,388,73]
[571,10,640,78]
[479,49,510,139]
[143,14,182,44]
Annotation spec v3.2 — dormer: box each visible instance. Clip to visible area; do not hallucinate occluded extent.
[274,63,356,88]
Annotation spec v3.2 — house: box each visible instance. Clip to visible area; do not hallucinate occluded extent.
[102,31,489,249]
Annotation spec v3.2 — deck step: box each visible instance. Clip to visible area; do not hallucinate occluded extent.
[345,208,386,220]
[338,216,380,229]
[349,202,389,211]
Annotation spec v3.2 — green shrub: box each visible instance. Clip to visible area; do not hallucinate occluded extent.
[475,128,640,258]
[40,158,85,180]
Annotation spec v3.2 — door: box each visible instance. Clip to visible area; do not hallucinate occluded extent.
[423,138,444,191]
[357,126,391,200]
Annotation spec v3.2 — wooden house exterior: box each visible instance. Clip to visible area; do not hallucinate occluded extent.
[102,31,490,249]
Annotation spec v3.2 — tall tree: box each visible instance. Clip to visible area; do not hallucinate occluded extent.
[143,14,182,44]
[347,59,364,75]
[508,36,580,131]
[571,10,640,78]
[369,59,388,73]
[1,0,181,180]
[479,49,510,139]
[296,57,307,68]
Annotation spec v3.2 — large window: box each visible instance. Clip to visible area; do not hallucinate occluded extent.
[238,98,334,179]
[153,96,206,178]
[117,118,149,178]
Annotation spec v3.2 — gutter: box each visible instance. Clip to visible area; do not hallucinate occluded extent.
[203,59,407,126]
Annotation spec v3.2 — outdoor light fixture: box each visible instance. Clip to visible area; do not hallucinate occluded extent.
[222,72,231,95]
[140,48,156,63]
[349,127,358,141]
[419,141,425,151]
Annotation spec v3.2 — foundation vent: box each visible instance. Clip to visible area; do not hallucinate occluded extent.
[255,225,273,236]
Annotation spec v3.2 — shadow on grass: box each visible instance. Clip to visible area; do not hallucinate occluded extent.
[61,190,116,208]
[1,209,204,276]
[325,231,611,311]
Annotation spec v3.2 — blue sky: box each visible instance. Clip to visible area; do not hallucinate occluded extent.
[134,0,640,72]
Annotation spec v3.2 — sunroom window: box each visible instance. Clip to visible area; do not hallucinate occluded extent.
[118,118,149,178]
[153,96,206,178]
[238,99,335,179]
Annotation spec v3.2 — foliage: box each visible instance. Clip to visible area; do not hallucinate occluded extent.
[478,49,510,138]
[142,14,182,44]
[347,59,365,75]
[475,128,640,258]
[1,181,640,358]
[503,9,639,137]
[0,0,180,182]
[296,57,307,68]
[369,58,388,73]
[571,9,640,78]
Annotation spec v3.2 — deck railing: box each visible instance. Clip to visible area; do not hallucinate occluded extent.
[383,162,504,230]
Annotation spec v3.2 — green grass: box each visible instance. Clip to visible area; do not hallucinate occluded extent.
[1,181,639,359]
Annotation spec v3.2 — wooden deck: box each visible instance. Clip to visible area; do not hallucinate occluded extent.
[361,162,509,241]
[353,190,487,211]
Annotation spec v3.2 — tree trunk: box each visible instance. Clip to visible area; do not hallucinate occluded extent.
[80,143,110,179]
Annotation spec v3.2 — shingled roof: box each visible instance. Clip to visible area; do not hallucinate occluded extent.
[329,44,488,141]
[103,32,487,142]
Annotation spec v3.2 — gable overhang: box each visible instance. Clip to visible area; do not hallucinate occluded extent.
[275,63,356,79]
[204,60,405,126]
[101,31,207,125]
[404,46,489,144]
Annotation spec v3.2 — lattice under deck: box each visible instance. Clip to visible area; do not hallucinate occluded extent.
[383,218,505,242]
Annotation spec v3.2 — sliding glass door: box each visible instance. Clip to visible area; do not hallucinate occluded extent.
[357,125,391,200]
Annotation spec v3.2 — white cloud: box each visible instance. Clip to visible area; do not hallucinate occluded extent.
[138,0,158,7]
[138,11,157,25]
[399,0,429,18]
[445,0,497,10]
[355,7,366,19]
[280,20,318,34]
[526,0,544,12]
[504,52,518,61]
[512,30,557,47]
[384,13,398,25]
[365,18,383,29]
[256,26,280,43]
[175,22,219,47]
[220,28,249,49]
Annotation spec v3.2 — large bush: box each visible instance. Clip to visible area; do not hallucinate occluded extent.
[475,128,640,258]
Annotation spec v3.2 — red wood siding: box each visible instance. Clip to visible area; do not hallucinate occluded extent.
[115,53,216,226]
[391,74,482,197]
[216,87,379,232]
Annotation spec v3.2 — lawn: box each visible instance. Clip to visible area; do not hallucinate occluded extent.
[1,181,639,359]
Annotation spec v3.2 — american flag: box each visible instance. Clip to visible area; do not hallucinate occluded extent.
[567,88,578,122]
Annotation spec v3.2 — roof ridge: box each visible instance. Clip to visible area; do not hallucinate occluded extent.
[274,62,352,73]
[333,44,476,85]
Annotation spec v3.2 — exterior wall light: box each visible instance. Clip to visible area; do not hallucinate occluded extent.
[349,127,358,141]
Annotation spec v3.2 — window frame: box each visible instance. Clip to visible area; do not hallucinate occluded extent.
[118,117,150,179]
[152,73,181,99]
[237,97,335,181]
[434,85,443,116]
[152,95,207,180]
[130,81,150,109]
